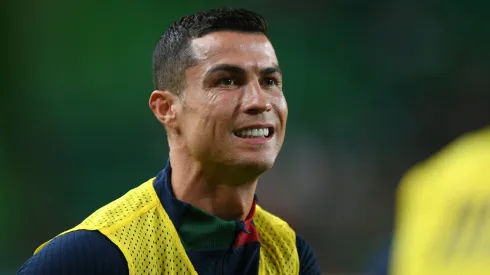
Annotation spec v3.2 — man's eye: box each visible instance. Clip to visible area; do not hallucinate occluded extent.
[218,78,235,86]
[263,77,279,86]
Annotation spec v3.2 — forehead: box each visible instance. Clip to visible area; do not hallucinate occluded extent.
[190,31,278,68]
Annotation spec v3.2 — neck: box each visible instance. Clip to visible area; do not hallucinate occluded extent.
[169,150,258,221]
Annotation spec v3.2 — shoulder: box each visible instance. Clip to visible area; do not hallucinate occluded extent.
[255,205,296,243]
[79,179,158,230]
[397,127,490,213]
[402,127,490,186]
[17,230,128,275]
[255,206,321,274]
[296,234,321,275]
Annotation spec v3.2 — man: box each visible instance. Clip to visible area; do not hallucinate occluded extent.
[17,8,320,275]
[370,127,490,275]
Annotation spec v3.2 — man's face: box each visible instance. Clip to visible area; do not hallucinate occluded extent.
[176,31,288,173]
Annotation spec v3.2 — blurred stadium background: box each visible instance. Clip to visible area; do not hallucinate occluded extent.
[2,0,489,274]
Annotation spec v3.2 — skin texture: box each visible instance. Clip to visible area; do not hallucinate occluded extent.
[149,31,288,220]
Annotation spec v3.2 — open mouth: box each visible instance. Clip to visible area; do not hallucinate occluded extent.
[233,127,274,139]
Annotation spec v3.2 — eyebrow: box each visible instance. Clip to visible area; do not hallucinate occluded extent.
[205,64,282,77]
[261,66,282,76]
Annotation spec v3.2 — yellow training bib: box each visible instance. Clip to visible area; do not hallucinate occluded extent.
[390,127,490,275]
[35,179,299,275]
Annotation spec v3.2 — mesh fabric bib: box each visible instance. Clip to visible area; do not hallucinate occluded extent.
[35,179,299,275]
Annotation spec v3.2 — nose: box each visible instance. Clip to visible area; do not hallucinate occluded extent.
[242,81,272,115]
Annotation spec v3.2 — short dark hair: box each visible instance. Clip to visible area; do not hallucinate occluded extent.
[152,8,269,95]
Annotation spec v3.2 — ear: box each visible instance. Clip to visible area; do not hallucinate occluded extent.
[149,90,181,130]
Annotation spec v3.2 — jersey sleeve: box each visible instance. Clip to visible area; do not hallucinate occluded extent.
[296,234,321,275]
[17,230,128,275]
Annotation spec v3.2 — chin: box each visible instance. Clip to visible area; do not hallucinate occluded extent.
[234,155,276,174]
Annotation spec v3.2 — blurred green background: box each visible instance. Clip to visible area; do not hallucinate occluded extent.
[2,0,490,274]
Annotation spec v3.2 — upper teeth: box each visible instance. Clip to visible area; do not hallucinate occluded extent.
[235,128,270,138]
